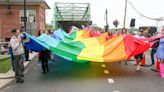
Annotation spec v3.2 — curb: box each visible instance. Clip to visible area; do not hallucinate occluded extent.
[0,55,10,61]
[0,53,38,79]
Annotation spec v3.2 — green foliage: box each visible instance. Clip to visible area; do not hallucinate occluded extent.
[6,0,10,2]
[46,24,53,30]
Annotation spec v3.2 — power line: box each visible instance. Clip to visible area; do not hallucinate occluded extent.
[128,0,164,21]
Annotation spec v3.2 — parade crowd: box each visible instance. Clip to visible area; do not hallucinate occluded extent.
[8,26,164,83]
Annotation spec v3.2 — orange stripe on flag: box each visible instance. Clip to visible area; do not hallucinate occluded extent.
[103,35,127,62]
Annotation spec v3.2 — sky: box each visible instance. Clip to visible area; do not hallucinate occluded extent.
[45,0,164,28]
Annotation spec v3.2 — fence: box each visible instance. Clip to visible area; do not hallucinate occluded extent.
[0,42,9,55]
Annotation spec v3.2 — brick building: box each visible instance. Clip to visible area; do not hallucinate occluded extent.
[0,0,50,41]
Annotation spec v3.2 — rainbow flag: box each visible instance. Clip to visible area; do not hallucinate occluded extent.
[24,29,152,63]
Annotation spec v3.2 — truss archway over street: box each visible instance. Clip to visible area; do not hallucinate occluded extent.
[53,2,92,31]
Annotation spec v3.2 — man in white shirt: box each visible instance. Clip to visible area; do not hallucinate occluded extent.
[9,29,25,83]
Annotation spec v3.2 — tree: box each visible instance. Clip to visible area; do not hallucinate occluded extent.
[46,24,53,30]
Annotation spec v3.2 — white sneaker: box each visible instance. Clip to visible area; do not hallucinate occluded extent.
[136,65,141,71]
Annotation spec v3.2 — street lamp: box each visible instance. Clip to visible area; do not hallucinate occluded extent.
[24,0,27,32]
[105,9,109,32]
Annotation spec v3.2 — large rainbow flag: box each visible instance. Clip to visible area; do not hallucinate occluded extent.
[24,29,153,63]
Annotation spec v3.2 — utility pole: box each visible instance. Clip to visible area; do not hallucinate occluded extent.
[24,0,27,32]
[105,9,109,32]
[123,0,128,28]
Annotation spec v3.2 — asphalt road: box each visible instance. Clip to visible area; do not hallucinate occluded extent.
[0,53,164,92]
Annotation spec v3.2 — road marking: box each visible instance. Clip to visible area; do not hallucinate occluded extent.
[4,86,12,89]
[113,91,120,92]
[104,70,109,74]
[24,70,28,74]
[107,78,114,83]
[101,64,106,68]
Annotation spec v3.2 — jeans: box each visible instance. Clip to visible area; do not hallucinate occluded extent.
[13,54,24,80]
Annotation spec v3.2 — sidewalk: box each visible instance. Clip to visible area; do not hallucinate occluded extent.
[0,52,38,88]
[0,55,10,60]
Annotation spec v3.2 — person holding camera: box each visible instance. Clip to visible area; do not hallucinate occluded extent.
[9,29,25,83]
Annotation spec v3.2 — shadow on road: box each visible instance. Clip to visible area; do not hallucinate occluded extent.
[38,55,148,82]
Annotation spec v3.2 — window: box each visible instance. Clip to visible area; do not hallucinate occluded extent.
[20,10,36,23]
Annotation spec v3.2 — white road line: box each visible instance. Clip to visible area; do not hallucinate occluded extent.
[107,78,114,83]
[24,69,28,74]
[104,70,109,74]
[4,86,12,89]
[101,64,106,68]
[113,91,120,92]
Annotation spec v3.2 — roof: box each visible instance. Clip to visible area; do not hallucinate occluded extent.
[0,0,50,9]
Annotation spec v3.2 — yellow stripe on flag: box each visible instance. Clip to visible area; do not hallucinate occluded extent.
[77,38,104,62]
[74,30,85,41]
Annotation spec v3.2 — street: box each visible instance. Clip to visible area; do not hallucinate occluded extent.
[0,0,164,92]
[0,54,164,92]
